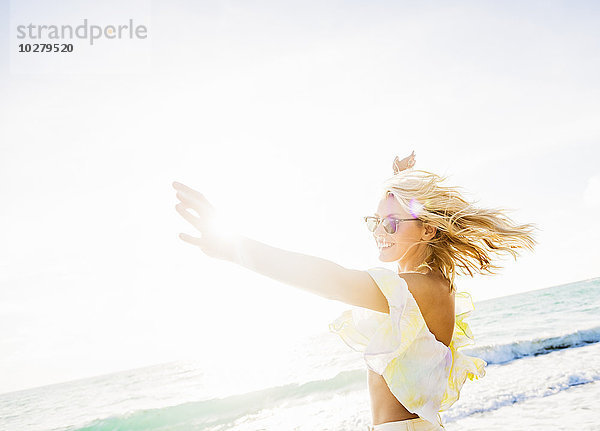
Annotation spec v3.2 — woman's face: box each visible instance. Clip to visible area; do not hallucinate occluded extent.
[373,194,424,263]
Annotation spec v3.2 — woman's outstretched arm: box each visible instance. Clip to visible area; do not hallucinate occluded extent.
[172,181,389,313]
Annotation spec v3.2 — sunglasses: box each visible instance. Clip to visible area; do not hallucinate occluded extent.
[364,215,420,234]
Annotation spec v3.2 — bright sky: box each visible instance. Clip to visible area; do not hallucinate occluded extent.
[1,0,599,395]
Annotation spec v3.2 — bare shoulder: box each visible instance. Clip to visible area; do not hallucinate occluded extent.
[330,269,455,342]
[333,268,391,314]
[398,272,455,346]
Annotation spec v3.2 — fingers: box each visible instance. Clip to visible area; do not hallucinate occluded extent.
[393,156,401,174]
[408,151,416,167]
[175,202,207,231]
[173,181,209,207]
[404,151,416,167]
[179,232,204,246]
[174,182,223,253]
[173,181,215,218]
[392,151,417,174]
[172,181,204,200]
[176,192,205,215]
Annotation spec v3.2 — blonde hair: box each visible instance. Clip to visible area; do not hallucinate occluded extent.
[381,169,537,291]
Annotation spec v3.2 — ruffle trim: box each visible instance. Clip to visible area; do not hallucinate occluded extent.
[328,267,487,427]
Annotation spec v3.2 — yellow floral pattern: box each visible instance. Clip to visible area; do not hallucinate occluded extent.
[329,267,487,427]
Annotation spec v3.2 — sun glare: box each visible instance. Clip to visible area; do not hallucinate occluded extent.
[409,198,424,219]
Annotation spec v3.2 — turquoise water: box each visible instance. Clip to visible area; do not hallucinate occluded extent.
[1,277,599,431]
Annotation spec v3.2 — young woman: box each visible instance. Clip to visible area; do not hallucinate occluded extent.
[173,152,536,430]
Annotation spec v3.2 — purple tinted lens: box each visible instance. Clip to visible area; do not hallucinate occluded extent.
[382,217,397,234]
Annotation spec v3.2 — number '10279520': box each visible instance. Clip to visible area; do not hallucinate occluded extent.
[18,44,74,53]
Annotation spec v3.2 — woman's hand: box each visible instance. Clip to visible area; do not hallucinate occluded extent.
[392,151,416,174]
[173,181,238,261]
[172,185,383,310]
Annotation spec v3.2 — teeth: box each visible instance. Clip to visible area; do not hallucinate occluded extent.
[376,239,394,248]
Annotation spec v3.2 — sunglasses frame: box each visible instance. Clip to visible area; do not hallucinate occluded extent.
[364,215,421,234]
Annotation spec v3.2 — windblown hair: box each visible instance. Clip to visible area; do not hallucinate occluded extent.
[381,169,537,291]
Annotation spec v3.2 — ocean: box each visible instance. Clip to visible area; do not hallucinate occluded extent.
[1,277,599,431]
